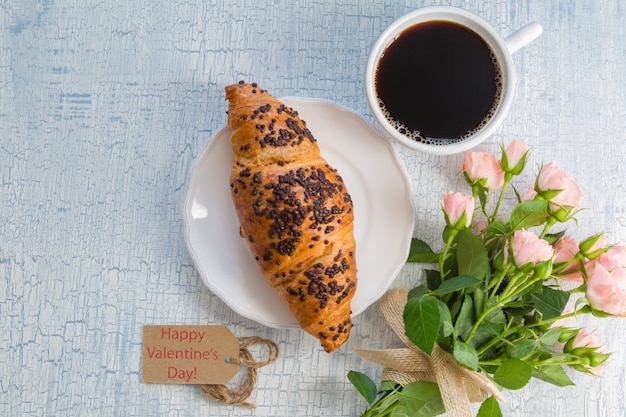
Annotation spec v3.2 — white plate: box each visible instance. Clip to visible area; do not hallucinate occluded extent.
[183,97,414,329]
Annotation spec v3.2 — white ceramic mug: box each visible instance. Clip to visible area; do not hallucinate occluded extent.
[365,6,543,155]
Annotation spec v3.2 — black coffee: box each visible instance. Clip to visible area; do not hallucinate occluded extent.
[375,21,502,144]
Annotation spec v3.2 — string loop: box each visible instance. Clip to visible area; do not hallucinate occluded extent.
[199,336,279,408]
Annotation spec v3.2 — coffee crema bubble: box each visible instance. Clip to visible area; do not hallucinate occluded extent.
[375,21,504,145]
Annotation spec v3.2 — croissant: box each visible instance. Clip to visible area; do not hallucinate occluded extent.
[225,81,357,352]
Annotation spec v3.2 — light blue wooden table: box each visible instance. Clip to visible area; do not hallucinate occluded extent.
[2,1,625,416]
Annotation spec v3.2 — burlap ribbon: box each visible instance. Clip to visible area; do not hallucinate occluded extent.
[199,336,279,408]
[355,288,504,417]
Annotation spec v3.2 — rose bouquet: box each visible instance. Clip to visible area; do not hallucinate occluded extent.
[349,140,626,417]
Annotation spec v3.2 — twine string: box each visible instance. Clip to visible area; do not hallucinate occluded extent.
[354,288,504,417]
[199,336,279,408]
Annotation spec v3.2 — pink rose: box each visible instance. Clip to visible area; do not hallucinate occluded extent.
[522,186,537,201]
[503,139,528,173]
[586,261,626,317]
[511,229,554,266]
[590,234,609,252]
[554,235,579,263]
[537,161,584,212]
[474,218,488,236]
[442,192,475,229]
[572,329,603,350]
[463,152,505,189]
[595,251,626,273]
[579,233,609,258]
[554,235,583,281]
[570,329,608,376]
[607,245,626,267]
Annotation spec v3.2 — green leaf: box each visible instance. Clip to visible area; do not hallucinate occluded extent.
[453,341,479,370]
[472,182,488,212]
[454,295,475,340]
[482,220,508,235]
[481,308,506,336]
[407,238,440,263]
[468,330,493,350]
[378,380,400,393]
[425,269,442,291]
[509,200,550,230]
[379,380,399,393]
[477,396,503,417]
[442,250,459,280]
[442,225,455,244]
[467,307,505,350]
[539,328,562,346]
[377,391,402,413]
[493,359,532,390]
[515,279,543,299]
[404,296,441,355]
[408,284,429,300]
[456,229,490,279]
[544,229,567,245]
[449,295,464,320]
[436,300,454,338]
[347,371,378,404]
[433,275,482,296]
[394,381,445,417]
[473,287,486,317]
[532,365,575,387]
[539,189,565,200]
[532,287,570,320]
[507,339,536,359]
[466,306,506,349]
[503,304,534,320]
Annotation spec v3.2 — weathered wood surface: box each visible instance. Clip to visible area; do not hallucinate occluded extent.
[1,1,625,416]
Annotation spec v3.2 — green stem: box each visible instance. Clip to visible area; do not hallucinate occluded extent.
[487,264,514,302]
[552,256,582,275]
[467,271,530,344]
[527,359,583,367]
[479,360,508,366]
[496,270,528,302]
[539,216,557,239]
[476,330,514,356]
[529,310,582,328]
[471,184,490,219]
[501,274,540,301]
[480,358,585,368]
[361,390,400,417]
[491,176,511,220]
[476,310,583,356]
[487,270,506,295]
[465,303,499,343]
[439,229,459,283]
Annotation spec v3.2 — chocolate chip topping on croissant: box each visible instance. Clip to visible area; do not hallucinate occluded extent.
[226,81,357,352]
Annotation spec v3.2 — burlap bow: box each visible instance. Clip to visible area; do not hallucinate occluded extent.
[355,288,504,417]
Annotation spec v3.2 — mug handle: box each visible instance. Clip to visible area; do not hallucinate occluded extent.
[504,22,543,54]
